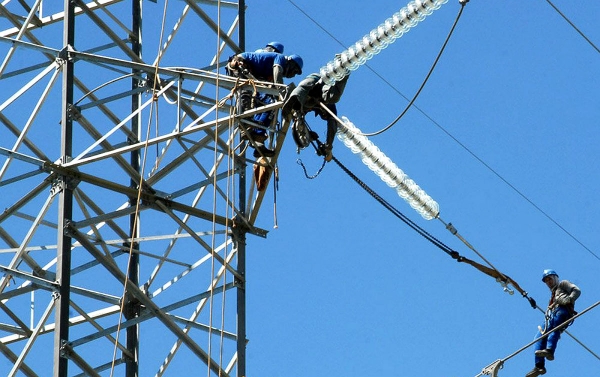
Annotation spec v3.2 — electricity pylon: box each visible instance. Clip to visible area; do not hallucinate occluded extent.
[0,1,280,376]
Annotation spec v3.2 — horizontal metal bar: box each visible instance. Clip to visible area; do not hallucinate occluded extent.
[0,324,29,337]
[70,49,284,94]
[0,168,45,187]
[77,85,148,110]
[0,0,126,38]
[0,266,58,291]
[0,147,46,167]
[168,313,237,340]
[61,102,281,168]
[0,285,35,302]
[0,36,60,55]
[69,286,121,306]
[71,358,124,377]
[69,282,235,347]
[0,305,121,344]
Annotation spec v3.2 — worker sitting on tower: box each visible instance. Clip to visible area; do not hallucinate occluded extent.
[526,269,581,377]
[281,70,349,162]
[226,51,303,157]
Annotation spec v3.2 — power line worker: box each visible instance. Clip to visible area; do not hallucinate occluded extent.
[256,41,285,54]
[281,71,349,162]
[227,51,303,85]
[226,51,303,157]
[526,269,581,377]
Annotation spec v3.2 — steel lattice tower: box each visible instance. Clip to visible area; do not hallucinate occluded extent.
[0,1,282,376]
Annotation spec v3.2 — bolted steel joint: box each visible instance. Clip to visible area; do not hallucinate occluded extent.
[59,339,71,359]
[62,220,76,237]
[50,174,80,196]
[67,103,81,121]
[57,44,75,63]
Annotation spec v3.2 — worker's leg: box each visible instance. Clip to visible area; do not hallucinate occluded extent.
[533,326,547,367]
[546,308,570,353]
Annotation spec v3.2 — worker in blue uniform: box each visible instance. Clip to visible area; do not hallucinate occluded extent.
[226,51,303,157]
[228,51,302,84]
[526,269,581,377]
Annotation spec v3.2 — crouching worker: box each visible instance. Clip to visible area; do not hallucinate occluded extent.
[281,71,349,162]
[526,269,581,377]
[226,51,303,157]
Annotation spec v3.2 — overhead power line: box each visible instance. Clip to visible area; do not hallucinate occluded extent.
[544,0,600,55]
[361,1,466,137]
[328,145,600,363]
[474,300,600,377]
[287,0,600,263]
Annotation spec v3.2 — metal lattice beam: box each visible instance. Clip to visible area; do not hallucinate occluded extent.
[0,1,287,376]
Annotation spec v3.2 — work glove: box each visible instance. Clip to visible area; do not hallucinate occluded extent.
[554,292,571,306]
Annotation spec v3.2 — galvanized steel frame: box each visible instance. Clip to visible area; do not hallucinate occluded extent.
[0,0,282,376]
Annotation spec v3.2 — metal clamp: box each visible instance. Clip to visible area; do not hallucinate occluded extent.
[481,359,503,377]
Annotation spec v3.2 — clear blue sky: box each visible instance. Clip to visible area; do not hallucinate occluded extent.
[1,1,599,377]
[242,1,600,377]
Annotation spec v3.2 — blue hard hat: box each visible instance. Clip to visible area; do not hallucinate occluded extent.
[266,41,284,54]
[542,269,558,281]
[288,54,303,74]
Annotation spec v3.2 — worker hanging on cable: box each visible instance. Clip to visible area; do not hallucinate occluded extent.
[526,269,581,377]
[281,67,349,162]
[226,50,303,157]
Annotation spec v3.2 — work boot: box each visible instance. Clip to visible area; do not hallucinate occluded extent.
[253,144,275,158]
[525,366,546,377]
[535,349,554,361]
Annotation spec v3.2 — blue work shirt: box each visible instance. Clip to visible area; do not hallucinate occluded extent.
[239,51,286,81]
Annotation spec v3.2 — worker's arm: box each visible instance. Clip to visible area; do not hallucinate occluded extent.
[272,64,284,84]
[555,280,581,305]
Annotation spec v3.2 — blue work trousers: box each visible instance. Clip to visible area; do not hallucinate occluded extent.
[252,93,275,135]
[533,306,571,366]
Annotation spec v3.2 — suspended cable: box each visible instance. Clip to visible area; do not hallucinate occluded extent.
[434,122,600,262]
[289,0,600,263]
[286,0,446,135]
[474,300,600,377]
[321,106,600,321]
[329,152,536,308]
[325,109,531,303]
[328,112,600,351]
[73,73,135,106]
[288,0,600,366]
[361,1,465,137]
[330,150,600,362]
[332,154,448,252]
[543,0,600,55]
